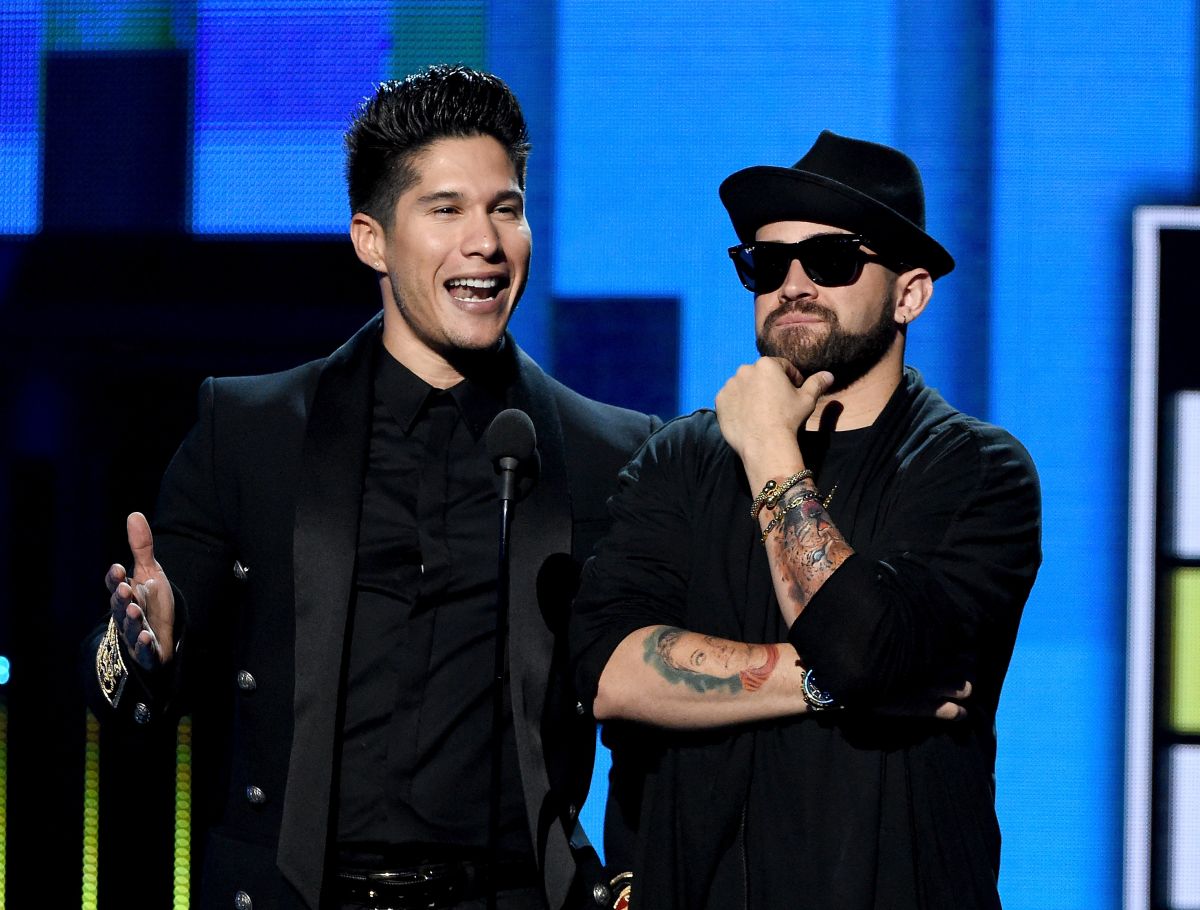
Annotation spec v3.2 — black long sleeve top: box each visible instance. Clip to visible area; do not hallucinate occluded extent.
[571,368,1041,910]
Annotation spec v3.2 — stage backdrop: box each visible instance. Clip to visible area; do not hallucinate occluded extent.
[1,2,1196,908]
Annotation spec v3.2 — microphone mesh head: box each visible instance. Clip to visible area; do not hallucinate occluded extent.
[485,408,536,465]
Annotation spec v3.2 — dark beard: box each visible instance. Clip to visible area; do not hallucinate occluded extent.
[756,290,898,392]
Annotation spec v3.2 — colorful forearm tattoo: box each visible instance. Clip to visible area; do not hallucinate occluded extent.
[774,495,853,608]
[644,626,780,694]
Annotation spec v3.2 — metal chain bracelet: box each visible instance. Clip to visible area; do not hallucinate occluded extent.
[749,469,812,519]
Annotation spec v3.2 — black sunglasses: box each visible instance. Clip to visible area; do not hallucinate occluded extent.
[727,235,901,293]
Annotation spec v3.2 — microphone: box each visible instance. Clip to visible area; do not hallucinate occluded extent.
[483,408,538,904]
[485,408,537,502]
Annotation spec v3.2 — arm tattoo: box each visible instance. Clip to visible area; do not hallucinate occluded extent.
[775,497,854,609]
[643,626,781,695]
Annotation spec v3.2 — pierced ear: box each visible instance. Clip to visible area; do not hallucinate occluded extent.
[349,212,386,272]
[894,269,933,326]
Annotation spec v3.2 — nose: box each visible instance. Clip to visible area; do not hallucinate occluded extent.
[462,211,502,260]
[777,258,817,302]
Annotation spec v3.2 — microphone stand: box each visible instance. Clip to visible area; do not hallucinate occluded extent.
[487,455,519,910]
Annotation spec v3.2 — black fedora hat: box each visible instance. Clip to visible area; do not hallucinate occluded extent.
[719,130,955,280]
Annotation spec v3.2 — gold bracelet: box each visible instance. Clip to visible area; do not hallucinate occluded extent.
[96,615,128,709]
[749,469,812,519]
[758,488,819,543]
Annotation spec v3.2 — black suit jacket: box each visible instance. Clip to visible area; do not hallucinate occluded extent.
[86,315,658,910]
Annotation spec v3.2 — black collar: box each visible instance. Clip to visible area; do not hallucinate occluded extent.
[373,339,514,440]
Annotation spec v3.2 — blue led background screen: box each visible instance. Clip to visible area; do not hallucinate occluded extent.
[0,2,42,234]
[2,1,1196,907]
[191,1,492,233]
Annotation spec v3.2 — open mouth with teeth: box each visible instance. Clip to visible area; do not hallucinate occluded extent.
[446,276,508,302]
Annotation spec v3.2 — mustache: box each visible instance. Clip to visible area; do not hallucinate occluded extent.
[761,301,839,334]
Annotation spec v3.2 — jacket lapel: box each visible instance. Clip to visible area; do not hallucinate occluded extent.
[278,315,379,907]
[507,347,576,908]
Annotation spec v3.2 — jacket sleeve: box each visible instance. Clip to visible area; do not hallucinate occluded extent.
[82,377,236,727]
[787,421,1042,707]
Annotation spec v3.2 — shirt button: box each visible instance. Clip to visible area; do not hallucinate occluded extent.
[133,703,151,724]
[236,671,257,693]
[232,561,249,581]
[567,803,578,820]
[234,891,252,910]
[575,701,586,716]
[245,785,266,806]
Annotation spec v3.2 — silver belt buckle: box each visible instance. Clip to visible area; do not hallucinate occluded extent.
[371,868,434,886]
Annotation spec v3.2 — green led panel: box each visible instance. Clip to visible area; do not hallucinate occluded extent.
[175,717,192,910]
[82,711,99,910]
[48,0,193,51]
[388,0,486,78]
[1171,568,1200,734]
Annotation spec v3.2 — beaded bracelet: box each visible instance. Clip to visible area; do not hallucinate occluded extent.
[749,469,812,519]
[758,488,819,543]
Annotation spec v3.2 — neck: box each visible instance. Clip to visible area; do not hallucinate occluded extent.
[380,307,465,390]
[805,350,904,432]
[384,340,464,389]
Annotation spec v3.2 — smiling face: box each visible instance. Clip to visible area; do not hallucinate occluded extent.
[350,133,531,385]
[752,220,903,392]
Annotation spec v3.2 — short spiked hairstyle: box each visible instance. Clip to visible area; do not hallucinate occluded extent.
[345,64,531,228]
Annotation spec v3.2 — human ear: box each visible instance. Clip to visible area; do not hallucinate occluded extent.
[349,212,387,272]
[894,269,933,326]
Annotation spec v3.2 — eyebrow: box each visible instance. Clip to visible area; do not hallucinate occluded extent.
[414,188,525,207]
[415,190,465,206]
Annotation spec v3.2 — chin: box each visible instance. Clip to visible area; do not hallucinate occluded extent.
[443,325,508,354]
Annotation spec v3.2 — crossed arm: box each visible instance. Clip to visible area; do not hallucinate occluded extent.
[583,361,974,731]
[593,621,969,730]
[592,476,855,730]
[591,364,847,730]
[593,626,811,728]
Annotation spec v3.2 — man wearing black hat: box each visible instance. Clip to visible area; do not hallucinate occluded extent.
[571,132,1041,908]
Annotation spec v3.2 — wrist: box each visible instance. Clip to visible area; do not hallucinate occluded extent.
[743,455,807,503]
[758,484,821,542]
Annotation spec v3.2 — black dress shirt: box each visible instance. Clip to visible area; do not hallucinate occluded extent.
[336,344,530,861]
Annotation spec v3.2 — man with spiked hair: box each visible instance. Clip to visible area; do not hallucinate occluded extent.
[573,132,1041,909]
[87,65,656,910]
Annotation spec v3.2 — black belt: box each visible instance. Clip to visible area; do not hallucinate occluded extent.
[335,858,538,910]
